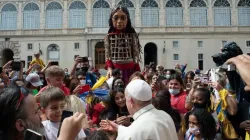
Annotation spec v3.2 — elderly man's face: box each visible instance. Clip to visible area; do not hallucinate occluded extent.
[22,95,45,135]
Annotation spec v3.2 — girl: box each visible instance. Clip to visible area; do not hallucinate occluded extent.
[169,74,188,114]
[100,88,130,126]
[185,109,216,140]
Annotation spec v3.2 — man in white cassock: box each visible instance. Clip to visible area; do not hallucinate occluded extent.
[100,79,178,140]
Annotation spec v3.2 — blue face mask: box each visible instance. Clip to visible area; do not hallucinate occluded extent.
[169,89,180,95]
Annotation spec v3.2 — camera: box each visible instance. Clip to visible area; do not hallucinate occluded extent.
[212,42,243,66]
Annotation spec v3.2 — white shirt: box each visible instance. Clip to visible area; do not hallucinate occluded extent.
[117,104,178,140]
[42,120,86,140]
[106,77,114,89]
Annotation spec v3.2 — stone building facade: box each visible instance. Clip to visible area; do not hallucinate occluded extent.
[0,0,249,72]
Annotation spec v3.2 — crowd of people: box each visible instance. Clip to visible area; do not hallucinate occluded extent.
[0,51,250,140]
[1,5,250,140]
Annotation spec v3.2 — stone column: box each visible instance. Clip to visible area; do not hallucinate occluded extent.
[62,0,68,34]
[17,2,22,30]
[135,0,141,27]
[86,0,92,28]
[231,0,237,26]
[111,0,116,7]
[183,0,190,26]
[159,0,165,27]
[207,0,214,26]
[40,0,45,29]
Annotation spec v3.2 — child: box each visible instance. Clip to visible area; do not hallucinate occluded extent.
[40,86,86,140]
[185,109,216,140]
[36,66,70,102]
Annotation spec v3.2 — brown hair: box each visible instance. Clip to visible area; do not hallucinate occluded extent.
[40,86,66,108]
[45,66,65,79]
[128,71,145,82]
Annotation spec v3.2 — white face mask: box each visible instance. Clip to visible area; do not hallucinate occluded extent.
[169,89,180,95]
[165,75,171,79]
[188,127,200,135]
[80,80,86,85]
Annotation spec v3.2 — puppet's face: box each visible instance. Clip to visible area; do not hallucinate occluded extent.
[112,9,127,30]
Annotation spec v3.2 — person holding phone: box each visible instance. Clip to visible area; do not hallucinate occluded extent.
[40,86,86,140]
[71,57,96,88]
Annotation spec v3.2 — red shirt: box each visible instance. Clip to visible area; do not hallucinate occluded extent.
[171,91,188,114]
[92,103,106,124]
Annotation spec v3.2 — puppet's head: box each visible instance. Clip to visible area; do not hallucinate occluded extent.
[108,6,135,33]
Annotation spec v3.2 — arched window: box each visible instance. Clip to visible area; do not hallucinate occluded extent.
[190,0,207,26]
[46,2,63,29]
[166,0,183,26]
[141,0,159,27]
[23,3,40,29]
[93,0,110,27]
[118,0,135,26]
[1,3,17,30]
[47,44,60,61]
[213,0,231,26]
[238,0,250,26]
[69,1,86,28]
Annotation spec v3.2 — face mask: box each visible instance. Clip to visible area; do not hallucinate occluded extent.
[193,103,206,109]
[80,80,86,85]
[81,67,89,72]
[165,75,170,79]
[188,127,200,134]
[169,89,180,95]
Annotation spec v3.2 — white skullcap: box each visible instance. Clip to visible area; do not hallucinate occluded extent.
[125,79,152,101]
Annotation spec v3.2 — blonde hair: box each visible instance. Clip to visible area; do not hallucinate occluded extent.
[45,66,65,78]
[65,95,89,128]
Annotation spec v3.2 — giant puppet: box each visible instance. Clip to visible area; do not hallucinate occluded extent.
[105,6,141,84]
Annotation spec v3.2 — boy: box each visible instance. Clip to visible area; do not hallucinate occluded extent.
[37,65,70,97]
[40,86,86,140]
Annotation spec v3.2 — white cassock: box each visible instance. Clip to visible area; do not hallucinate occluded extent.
[117,104,178,140]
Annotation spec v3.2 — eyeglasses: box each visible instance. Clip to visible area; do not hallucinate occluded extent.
[15,86,29,110]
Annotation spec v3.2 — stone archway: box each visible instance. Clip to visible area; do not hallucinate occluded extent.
[2,49,14,65]
[144,42,157,66]
[0,41,20,66]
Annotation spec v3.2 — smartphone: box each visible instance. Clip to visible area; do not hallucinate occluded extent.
[24,129,43,140]
[51,61,59,66]
[79,84,91,94]
[11,61,21,71]
[0,67,2,74]
[57,110,73,137]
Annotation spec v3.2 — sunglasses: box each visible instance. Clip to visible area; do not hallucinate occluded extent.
[15,86,29,110]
